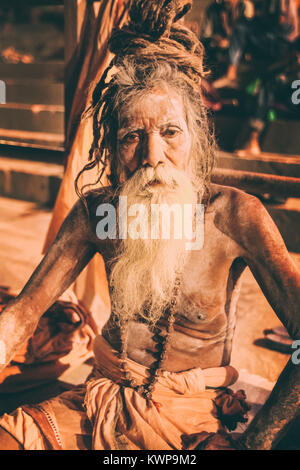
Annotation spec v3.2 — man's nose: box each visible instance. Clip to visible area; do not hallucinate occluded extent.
[142,133,165,168]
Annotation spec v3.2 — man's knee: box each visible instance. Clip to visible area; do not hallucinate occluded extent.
[0,426,23,450]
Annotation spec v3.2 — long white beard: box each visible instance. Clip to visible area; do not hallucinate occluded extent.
[109,164,203,326]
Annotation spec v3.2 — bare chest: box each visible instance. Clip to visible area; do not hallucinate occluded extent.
[102,217,243,371]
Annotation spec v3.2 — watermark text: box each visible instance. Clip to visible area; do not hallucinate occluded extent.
[95,197,204,251]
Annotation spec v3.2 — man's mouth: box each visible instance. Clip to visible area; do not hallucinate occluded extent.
[144,179,162,188]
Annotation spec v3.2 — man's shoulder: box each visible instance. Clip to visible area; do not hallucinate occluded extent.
[83,186,114,216]
[208,183,272,244]
[209,183,264,215]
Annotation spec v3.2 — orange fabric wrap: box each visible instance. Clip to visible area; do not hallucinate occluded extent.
[84,336,239,450]
[0,336,239,450]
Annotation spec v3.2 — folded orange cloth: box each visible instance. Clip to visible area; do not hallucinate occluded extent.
[0,335,241,450]
[84,335,239,450]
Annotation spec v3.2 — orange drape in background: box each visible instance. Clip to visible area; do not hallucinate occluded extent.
[43,1,128,333]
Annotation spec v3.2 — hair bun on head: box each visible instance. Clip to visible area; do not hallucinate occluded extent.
[128,0,192,39]
[109,0,193,55]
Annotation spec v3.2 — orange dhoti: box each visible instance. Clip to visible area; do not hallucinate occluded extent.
[0,336,241,450]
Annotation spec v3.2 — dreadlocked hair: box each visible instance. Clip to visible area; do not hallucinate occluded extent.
[75,0,216,206]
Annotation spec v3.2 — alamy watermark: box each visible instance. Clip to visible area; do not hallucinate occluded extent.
[0,80,6,104]
[291,80,300,105]
[291,340,300,364]
[95,196,204,250]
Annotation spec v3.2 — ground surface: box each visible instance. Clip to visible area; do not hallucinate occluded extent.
[0,197,52,292]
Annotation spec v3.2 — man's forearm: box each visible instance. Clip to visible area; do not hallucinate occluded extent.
[0,300,38,372]
[239,357,300,450]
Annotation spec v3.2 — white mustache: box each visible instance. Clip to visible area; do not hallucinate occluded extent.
[131,165,184,191]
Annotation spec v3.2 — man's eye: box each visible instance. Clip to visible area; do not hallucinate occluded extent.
[123,133,140,144]
[162,128,180,138]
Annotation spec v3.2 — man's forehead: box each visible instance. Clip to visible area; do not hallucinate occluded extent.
[118,89,186,128]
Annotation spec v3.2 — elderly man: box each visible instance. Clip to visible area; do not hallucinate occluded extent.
[0,0,300,450]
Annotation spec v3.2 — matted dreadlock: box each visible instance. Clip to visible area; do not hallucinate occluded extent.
[75,0,215,205]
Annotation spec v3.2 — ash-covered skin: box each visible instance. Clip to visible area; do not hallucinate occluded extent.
[0,89,300,450]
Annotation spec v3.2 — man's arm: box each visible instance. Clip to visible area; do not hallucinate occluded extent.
[0,199,97,373]
[230,191,300,449]
[240,357,300,449]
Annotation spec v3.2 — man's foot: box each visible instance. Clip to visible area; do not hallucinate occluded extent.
[213,76,239,89]
[235,148,261,158]
[264,332,293,354]
[263,326,293,353]
[235,143,261,158]
[214,64,239,89]
[235,134,261,158]
[264,326,290,338]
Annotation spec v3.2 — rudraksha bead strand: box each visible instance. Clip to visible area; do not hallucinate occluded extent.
[118,275,181,404]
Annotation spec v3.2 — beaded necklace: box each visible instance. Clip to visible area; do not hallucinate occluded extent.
[118,276,181,404]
